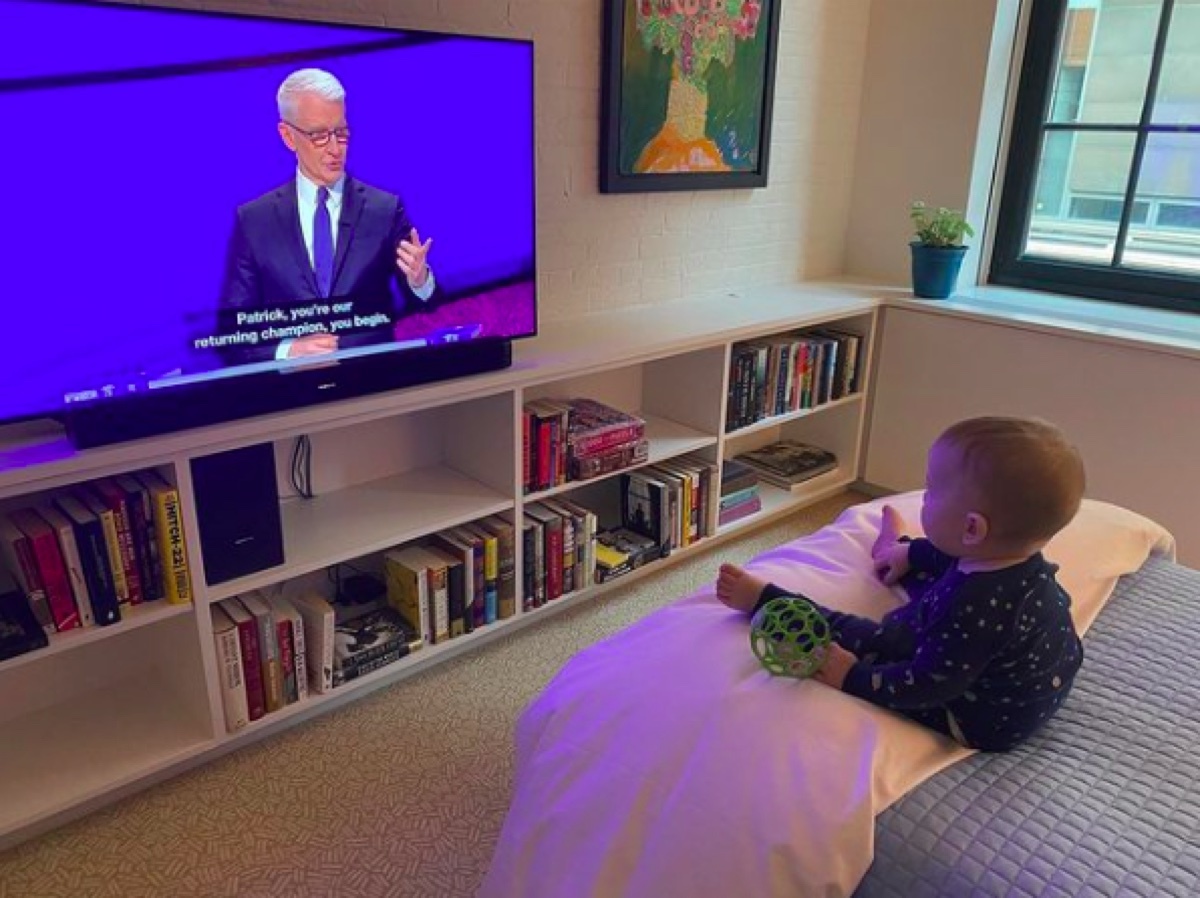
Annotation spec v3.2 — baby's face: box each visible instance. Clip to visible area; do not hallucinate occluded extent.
[920,440,976,557]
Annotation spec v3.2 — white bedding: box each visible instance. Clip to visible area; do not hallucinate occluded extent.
[479,493,1175,898]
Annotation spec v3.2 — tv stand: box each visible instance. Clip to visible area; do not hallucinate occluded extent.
[60,339,514,450]
[0,283,881,851]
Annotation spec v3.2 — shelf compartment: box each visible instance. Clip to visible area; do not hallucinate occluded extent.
[523,413,717,503]
[0,675,212,839]
[0,600,193,676]
[205,466,512,603]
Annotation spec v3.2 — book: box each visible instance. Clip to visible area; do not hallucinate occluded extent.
[268,594,308,704]
[211,605,250,732]
[89,479,145,606]
[735,441,839,489]
[289,591,336,694]
[406,545,453,642]
[222,598,266,720]
[478,515,518,619]
[383,546,433,646]
[448,526,487,630]
[36,503,94,627]
[428,530,478,635]
[0,516,54,634]
[10,508,81,632]
[116,474,163,602]
[238,592,283,714]
[566,398,646,457]
[460,522,500,621]
[52,493,121,627]
[333,605,417,686]
[720,458,760,496]
[136,471,193,605]
[0,587,50,662]
[77,489,129,606]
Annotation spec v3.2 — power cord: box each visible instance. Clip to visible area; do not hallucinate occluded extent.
[290,435,314,499]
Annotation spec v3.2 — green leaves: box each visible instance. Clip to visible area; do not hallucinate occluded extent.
[910,200,976,248]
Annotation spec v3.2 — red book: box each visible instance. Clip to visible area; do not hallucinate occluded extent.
[9,509,80,632]
[222,600,266,721]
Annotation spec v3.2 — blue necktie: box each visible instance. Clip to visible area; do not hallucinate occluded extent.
[314,186,334,297]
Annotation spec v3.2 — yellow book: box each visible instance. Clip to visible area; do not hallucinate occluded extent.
[138,471,193,605]
[383,546,431,647]
[79,490,129,604]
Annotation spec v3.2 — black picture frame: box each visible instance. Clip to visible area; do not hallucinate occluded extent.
[600,0,782,194]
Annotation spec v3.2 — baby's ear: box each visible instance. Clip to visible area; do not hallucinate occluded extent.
[962,511,990,546]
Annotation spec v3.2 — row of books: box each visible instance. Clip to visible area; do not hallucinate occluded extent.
[523,397,648,493]
[616,452,720,561]
[0,469,192,661]
[383,514,520,646]
[726,328,864,432]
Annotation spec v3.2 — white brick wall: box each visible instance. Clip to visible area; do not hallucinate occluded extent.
[141,0,872,320]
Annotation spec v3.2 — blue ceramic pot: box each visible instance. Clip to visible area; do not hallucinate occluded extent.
[910,242,968,299]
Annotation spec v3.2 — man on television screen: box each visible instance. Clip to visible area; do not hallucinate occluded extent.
[217,68,436,365]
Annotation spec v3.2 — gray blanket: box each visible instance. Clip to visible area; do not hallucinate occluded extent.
[855,555,1200,898]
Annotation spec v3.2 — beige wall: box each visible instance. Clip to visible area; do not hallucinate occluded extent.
[843,0,1011,285]
[865,306,1200,565]
[141,0,873,321]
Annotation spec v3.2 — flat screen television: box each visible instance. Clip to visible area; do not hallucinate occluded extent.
[0,0,536,448]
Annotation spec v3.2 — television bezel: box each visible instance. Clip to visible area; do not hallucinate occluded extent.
[1,0,538,448]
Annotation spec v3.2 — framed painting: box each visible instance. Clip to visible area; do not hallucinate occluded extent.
[600,0,781,193]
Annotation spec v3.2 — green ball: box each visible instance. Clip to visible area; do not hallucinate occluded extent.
[750,597,832,679]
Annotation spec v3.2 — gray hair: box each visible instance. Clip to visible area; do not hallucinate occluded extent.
[277,69,346,121]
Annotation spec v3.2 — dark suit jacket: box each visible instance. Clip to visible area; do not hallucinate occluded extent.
[218,175,430,365]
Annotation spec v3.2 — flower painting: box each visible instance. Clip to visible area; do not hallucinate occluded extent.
[601,0,781,193]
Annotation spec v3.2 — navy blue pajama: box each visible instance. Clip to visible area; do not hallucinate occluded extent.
[753,538,1084,752]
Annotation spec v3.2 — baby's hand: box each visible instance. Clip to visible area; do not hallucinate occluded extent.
[874,541,911,586]
[871,504,911,586]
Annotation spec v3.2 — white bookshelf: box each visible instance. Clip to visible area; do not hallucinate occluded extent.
[0,282,882,849]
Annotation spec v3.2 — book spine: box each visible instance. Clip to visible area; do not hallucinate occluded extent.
[568,422,646,458]
[277,616,297,705]
[495,528,516,619]
[152,485,193,605]
[126,489,161,602]
[521,524,536,612]
[480,533,498,624]
[336,642,410,684]
[214,623,250,733]
[427,564,449,644]
[90,505,128,605]
[233,612,266,720]
[26,529,80,632]
[255,607,283,713]
[289,610,308,702]
[74,518,120,626]
[545,517,563,600]
[96,488,143,606]
[8,533,55,634]
[52,520,94,627]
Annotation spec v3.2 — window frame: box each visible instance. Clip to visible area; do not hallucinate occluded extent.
[990,0,1200,312]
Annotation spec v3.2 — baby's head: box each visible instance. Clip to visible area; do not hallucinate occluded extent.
[921,416,1086,561]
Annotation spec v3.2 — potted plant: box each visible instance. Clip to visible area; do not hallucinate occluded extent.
[909,201,975,299]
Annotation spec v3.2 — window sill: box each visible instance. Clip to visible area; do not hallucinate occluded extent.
[872,282,1200,361]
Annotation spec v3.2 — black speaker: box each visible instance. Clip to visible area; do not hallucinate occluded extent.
[191,443,285,585]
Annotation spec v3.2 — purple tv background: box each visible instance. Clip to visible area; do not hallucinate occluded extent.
[0,0,535,423]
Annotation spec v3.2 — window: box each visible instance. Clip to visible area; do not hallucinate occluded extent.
[991,0,1200,310]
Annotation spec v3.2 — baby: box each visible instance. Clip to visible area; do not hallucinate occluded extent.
[717,416,1087,752]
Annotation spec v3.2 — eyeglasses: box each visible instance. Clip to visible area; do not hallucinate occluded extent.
[283,121,350,148]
